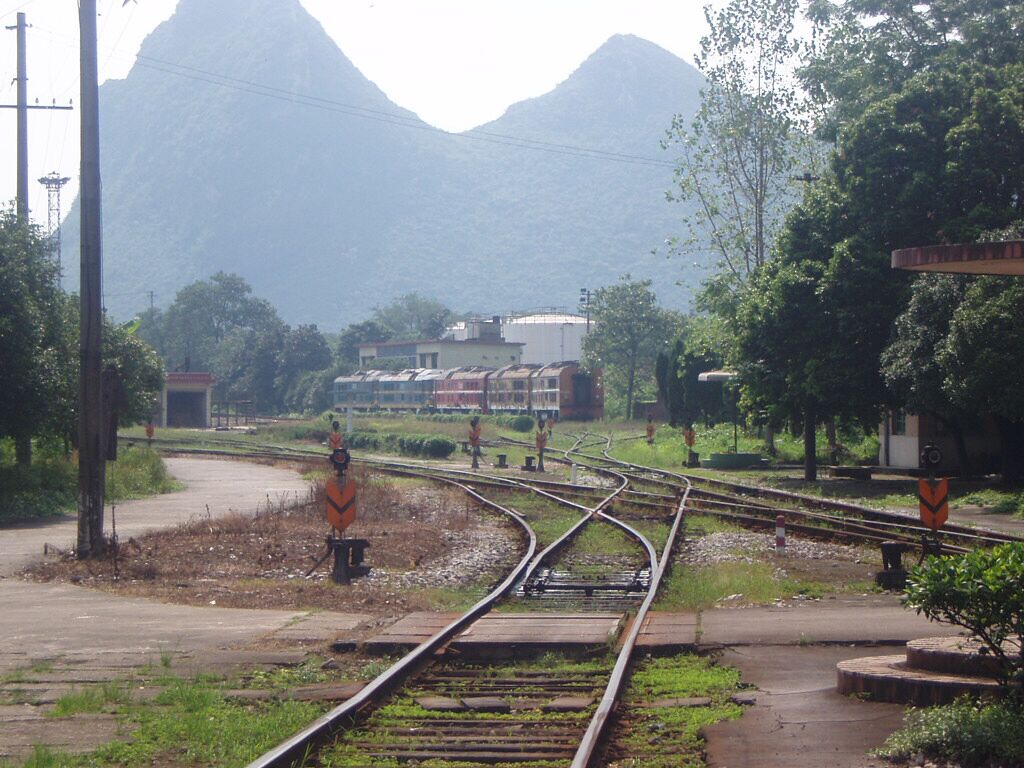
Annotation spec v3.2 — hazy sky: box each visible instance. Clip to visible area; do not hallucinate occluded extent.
[0,0,713,221]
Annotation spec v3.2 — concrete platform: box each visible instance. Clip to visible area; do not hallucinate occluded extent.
[699,594,961,646]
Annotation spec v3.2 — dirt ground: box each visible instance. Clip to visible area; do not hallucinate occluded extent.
[23,467,523,623]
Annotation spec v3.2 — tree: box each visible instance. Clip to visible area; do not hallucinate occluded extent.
[336,320,391,367]
[154,272,282,373]
[939,278,1024,484]
[582,277,675,420]
[371,293,451,341]
[881,274,976,473]
[0,209,66,465]
[732,181,899,480]
[666,0,810,287]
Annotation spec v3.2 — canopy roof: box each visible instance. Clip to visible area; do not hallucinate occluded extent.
[891,241,1024,275]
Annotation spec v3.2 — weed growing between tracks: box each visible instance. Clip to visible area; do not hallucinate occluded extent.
[321,652,610,768]
[606,654,742,768]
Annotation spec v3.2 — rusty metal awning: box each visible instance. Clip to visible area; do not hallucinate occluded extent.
[891,241,1024,275]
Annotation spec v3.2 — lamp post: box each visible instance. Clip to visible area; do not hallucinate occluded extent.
[579,288,592,333]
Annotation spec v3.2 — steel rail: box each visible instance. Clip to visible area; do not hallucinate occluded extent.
[244,439,632,768]
[570,435,693,768]
[244,474,537,768]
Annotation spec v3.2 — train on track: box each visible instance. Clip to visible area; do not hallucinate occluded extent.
[333,362,603,420]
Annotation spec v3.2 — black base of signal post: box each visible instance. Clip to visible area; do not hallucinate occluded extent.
[328,536,370,585]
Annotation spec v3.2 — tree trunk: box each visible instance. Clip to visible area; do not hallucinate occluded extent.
[15,434,31,466]
[764,425,777,456]
[994,416,1024,486]
[803,408,817,482]
[825,417,838,461]
[626,363,636,421]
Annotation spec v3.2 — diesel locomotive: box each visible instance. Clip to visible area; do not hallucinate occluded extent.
[333,362,603,420]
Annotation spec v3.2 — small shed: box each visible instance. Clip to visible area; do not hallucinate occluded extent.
[161,372,214,428]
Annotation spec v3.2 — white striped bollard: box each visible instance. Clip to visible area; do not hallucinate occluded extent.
[775,513,786,554]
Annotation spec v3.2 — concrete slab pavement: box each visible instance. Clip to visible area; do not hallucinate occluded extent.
[706,646,909,768]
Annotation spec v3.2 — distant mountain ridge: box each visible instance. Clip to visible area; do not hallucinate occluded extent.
[63,0,706,327]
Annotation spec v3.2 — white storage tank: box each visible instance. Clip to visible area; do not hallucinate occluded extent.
[502,313,590,365]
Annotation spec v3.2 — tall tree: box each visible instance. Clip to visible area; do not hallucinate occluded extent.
[666,0,810,288]
[0,210,65,465]
[156,272,282,373]
[582,277,675,420]
[940,278,1024,484]
[371,293,452,341]
[881,274,976,473]
[336,320,391,367]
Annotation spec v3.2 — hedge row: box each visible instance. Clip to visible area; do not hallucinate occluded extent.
[344,431,456,459]
[421,413,536,432]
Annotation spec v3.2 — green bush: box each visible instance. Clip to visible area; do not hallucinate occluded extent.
[105,446,181,501]
[876,698,1024,766]
[344,431,455,459]
[905,542,1024,686]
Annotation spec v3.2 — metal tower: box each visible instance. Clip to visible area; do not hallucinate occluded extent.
[38,171,71,274]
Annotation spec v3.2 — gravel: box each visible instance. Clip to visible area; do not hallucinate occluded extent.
[679,530,870,567]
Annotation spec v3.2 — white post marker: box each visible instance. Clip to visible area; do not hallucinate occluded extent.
[346,407,353,435]
[775,514,786,554]
[571,464,578,484]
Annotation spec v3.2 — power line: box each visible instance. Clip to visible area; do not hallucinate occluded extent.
[32,24,682,171]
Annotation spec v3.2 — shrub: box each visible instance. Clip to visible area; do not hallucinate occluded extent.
[344,431,455,459]
[508,415,535,432]
[905,542,1024,687]
[876,698,1024,766]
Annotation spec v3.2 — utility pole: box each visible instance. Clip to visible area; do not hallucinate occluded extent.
[2,13,74,222]
[78,0,105,559]
[38,172,71,274]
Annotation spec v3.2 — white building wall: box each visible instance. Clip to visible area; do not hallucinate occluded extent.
[503,314,589,365]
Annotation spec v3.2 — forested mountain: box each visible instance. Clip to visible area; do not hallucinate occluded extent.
[63,0,706,327]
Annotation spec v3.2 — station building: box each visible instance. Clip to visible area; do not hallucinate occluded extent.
[357,338,523,370]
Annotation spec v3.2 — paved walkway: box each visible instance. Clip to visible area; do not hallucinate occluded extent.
[1,458,312,576]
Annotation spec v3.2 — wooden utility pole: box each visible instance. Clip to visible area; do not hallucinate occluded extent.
[77,0,105,558]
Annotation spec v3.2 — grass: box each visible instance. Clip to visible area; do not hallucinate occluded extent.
[875,698,1024,767]
[5,669,330,768]
[571,520,641,557]
[615,654,743,767]
[105,446,183,501]
[656,561,828,611]
[604,421,879,470]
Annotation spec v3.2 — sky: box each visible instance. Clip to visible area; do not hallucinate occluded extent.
[0,0,714,225]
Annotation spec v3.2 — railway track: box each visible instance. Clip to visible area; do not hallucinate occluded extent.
[140,430,1019,767]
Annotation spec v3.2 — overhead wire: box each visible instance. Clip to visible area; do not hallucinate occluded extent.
[30,22,683,171]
